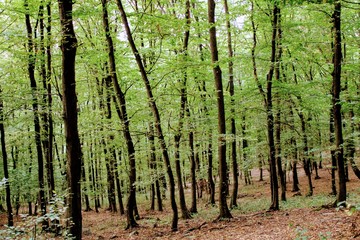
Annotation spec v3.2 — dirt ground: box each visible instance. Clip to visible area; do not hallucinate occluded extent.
[1,167,360,239]
[80,167,360,240]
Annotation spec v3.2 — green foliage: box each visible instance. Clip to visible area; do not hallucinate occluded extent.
[0,194,69,239]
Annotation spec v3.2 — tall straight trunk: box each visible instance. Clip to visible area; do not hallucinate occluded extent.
[115,0,178,230]
[274,10,286,201]
[173,0,191,220]
[192,2,215,205]
[208,0,232,219]
[148,122,163,211]
[0,90,13,227]
[101,0,138,228]
[39,2,55,199]
[46,1,55,199]
[58,0,82,238]
[332,1,346,205]
[330,109,337,195]
[81,156,92,212]
[298,112,313,196]
[250,0,278,210]
[114,154,125,215]
[224,0,238,208]
[188,130,197,213]
[266,3,280,210]
[345,107,360,179]
[289,105,300,192]
[24,1,48,229]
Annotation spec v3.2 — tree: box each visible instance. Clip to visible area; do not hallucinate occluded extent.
[24,0,48,229]
[223,0,239,208]
[115,0,179,231]
[58,0,82,238]
[250,0,279,211]
[332,0,346,205]
[0,88,13,227]
[101,0,138,228]
[208,0,232,219]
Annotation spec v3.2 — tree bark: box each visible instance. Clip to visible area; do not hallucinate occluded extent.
[332,1,346,205]
[208,0,232,219]
[223,0,238,209]
[0,89,13,227]
[172,0,192,219]
[24,0,48,229]
[101,0,138,228]
[115,0,178,231]
[58,0,82,238]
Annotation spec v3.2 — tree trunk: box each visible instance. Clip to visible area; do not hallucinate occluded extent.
[189,130,197,213]
[101,0,138,228]
[24,1,48,229]
[208,0,232,219]
[274,9,286,201]
[58,0,82,238]
[115,0,178,230]
[0,90,13,227]
[148,122,163,211]
[224,0,238,209]
[173,0,192,219]
[251,0,279,210]
[298,112,313,197]
[332,1,346,205]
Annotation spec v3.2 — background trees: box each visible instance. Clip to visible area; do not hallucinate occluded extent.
[0,0,359,236]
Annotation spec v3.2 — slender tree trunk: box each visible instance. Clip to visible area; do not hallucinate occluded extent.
[207,135,216,205]
[250,0,279,210]
[330,109,337,195]
[345,108,360,179]
[173,0,191,220]
[189,130,197,213]
[208,0,232,219]
[0,90,13,227]
[332,1,346,205]
[148,122,163,211]
[24,1,48,229]
[81,156,92,212]
[223,0,238,209]
[58,0,82,237]
[266,4,280,210]
[113,152,125,215]
[101,0,138,228]
[115,0,178,230]
[298,112,313,197]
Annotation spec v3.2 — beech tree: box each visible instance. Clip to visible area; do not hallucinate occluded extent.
[208,0,232,219]
[58,0,82,238]
[0,88,13,227]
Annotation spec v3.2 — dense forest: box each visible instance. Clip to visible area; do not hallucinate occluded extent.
[0,0,359,239]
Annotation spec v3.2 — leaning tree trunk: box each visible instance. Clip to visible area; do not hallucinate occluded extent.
[208,0,232,219]
[101,0,138,228]
[332,1,346,205]
[58,0,82,238]
[115,0,178,231]
[0,90,13,227]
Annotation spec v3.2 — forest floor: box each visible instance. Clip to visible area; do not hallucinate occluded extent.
[1,166,360,239]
